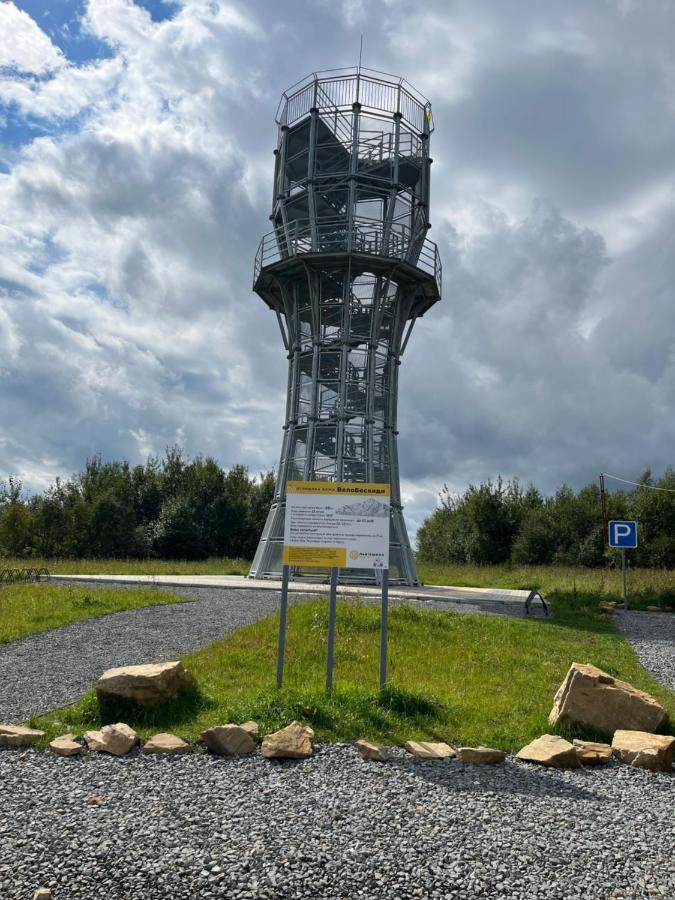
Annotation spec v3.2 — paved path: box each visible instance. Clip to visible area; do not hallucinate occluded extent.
[49,573,536,611]
[0,580,543,723]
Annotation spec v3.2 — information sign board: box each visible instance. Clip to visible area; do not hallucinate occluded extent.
[283,481,390,569]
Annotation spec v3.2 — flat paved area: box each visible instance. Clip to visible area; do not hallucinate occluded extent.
[49,573,535,609]
[0,581,540,723]
[1,746,672,900]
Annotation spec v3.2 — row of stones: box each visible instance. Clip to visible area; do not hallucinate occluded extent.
[1,722,673,772]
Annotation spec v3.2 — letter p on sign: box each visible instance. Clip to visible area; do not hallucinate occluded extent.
[608,520,638,549]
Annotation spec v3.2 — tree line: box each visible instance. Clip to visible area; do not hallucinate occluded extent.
[3,453,674,567]
[0,448,275,561]
[417,470,675,568]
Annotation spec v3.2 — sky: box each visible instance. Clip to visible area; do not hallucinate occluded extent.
[1,0,674,540]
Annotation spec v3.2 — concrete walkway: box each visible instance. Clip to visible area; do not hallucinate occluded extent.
[49,573,539,614]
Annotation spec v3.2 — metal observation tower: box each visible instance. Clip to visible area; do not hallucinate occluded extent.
[250,67,441,585]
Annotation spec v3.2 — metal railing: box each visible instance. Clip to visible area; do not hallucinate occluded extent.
[254,218,441,293]
[278,68,432,136]
[0,566,49,586]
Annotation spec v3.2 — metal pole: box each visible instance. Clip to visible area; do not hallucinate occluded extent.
[379,568,389,689]
[599,473,608,552]
[276,564,290,689]
[621,549,628,611]
[326,567,339,690]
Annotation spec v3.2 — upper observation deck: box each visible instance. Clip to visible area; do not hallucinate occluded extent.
[255,67,441,308]
[275,66,433,135]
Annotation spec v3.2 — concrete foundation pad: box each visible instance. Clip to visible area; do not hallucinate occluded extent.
[48,574,532,610]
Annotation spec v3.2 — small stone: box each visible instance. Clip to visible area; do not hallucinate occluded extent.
[516,734,581,768]
[202,725,256,756]
[84,722,138,756]
[240,721,259,734]
[32,890,52,900]
[355,739,386,762]
[49,733,83,757]
[96,660,196,705]
[612,730,675,772]
[404,741,456,760]
[456,746,507,765]
[0,725,45,748]
[573,739,612,765]
[142,733,192,754]
[261,721,313,759]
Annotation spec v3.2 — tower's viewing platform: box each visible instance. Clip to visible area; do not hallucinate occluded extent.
[250,67,442,585]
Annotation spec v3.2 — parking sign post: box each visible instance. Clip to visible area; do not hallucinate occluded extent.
[608,520,638,611]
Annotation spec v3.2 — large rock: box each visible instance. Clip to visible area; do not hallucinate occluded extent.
[548,662,667,735]
[355,739,386,762]
[456,746,507,765]
[404,741,456,760]
[202,725,256,756]
[0,725,45,748]
[142,733,192,755]
[261,721,313,759]
[96,661,196,705]
[573,739,612,765]
[84,723,138,756]
[49,733,83,757]
[516,734,581,768]
[612,730,675,772]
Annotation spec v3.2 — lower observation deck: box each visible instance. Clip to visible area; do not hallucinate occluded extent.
[254,217,441,315]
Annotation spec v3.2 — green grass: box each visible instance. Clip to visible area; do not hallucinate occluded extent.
[1,557,250,576]
[418,562,675,611]
[32,595,675,751]
[0,583,188,644]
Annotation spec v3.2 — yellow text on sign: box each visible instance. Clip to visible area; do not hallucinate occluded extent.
[282,546,347,568]
[287,481,390,496]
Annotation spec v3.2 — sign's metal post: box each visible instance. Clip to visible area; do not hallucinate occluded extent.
[276,564,290,689]
[379,567,389,689]
[608,521,637,613]
[326,567,339,690]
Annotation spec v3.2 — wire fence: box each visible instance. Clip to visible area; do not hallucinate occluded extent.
[0,566,50,586]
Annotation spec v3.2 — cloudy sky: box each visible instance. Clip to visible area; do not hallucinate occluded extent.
[1,0,674,538]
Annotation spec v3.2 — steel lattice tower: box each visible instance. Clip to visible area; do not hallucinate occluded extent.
[250,68,441,585]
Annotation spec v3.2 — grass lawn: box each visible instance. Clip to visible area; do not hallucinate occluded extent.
[0,583,188,644]
[417,562,675,610]
[1,557,250,576]
[32,596,675,751]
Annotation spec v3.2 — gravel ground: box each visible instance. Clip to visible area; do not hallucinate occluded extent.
[614,610,675,689]
[0,745,672,900]
[0,581,526,723]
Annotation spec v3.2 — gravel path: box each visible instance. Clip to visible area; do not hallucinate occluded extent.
[0,580,529,723]
[0,746,672,900]
[615,610,675,689]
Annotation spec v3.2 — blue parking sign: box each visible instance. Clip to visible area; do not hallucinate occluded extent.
[608,520,638,549]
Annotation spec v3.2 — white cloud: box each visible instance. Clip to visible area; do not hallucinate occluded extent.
[0,2,64,74]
